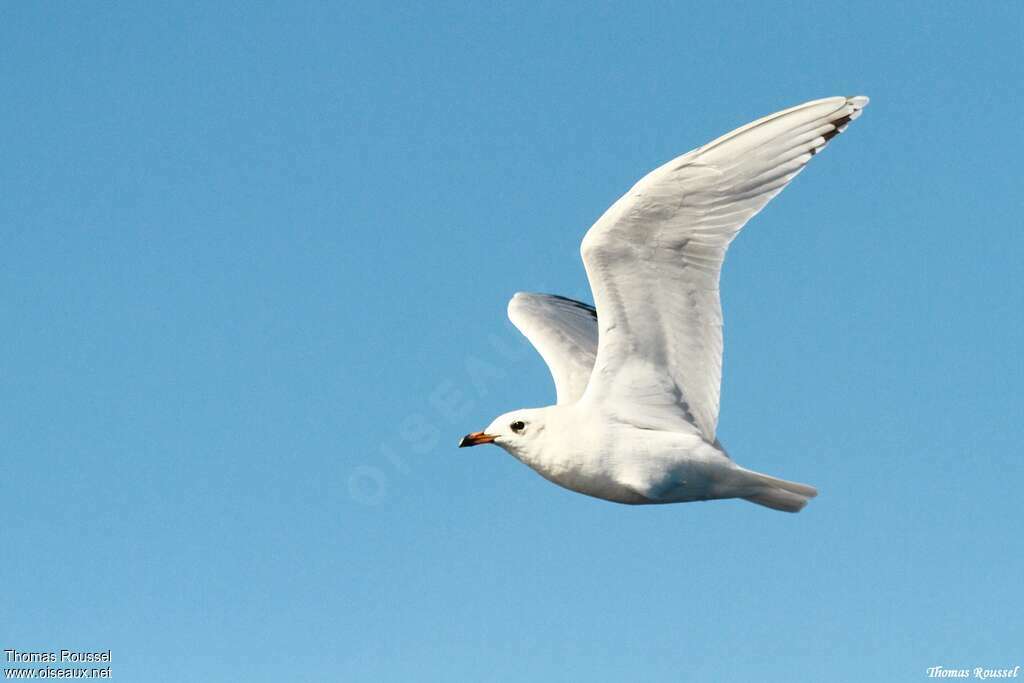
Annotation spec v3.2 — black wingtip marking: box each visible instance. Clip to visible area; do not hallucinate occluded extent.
[821,113,853,143]
[547,294,598,319]
[811,112,855,156]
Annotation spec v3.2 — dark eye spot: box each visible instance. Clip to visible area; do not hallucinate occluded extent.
[510,421,526,433]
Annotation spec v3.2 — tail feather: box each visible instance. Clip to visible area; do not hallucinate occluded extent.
[736,468,818,513]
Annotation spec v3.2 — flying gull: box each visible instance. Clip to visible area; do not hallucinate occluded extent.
[460,96,869,512]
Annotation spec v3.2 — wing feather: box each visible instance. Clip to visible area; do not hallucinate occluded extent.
[507,292,599,404]
[580,96,869,440]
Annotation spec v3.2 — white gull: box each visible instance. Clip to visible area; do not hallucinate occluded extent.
[460,96,869,512]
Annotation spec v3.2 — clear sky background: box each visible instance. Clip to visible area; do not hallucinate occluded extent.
[2,2,1022,681]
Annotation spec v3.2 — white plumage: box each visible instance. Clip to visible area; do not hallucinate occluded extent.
[507,293,597,405]
[460,96,869,513]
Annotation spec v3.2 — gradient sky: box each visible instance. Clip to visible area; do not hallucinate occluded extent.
[2,2,1022,681]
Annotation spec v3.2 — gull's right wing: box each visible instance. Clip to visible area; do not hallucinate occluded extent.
[507,292,599,405]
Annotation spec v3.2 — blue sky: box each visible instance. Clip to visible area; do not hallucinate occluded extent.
[2,2,1021,681]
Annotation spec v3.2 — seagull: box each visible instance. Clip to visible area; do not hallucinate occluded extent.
[459,96,868,512]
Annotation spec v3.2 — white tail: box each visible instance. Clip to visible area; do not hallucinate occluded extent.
[737,468,818,513]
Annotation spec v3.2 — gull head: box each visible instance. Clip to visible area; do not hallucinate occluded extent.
[458,407,551,461]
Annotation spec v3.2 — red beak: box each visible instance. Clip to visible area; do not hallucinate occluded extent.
[458,431,497,447]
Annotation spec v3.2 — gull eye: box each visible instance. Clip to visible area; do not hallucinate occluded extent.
[510,420,526,434]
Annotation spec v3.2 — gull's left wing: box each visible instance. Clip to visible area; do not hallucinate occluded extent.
[507,292,599,405]
[580,96,869,441]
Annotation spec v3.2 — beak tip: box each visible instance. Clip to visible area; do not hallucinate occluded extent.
[458,435,470,448]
